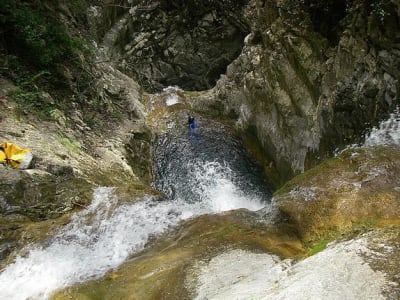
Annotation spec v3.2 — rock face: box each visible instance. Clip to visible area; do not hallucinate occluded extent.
[1,1,399,295]
[272,144,400,297]
[0,167,93,221]
[191,233,399,300]
[89,0,399,186]
[90,0,249,91]
[0,52,153,265]
[189,0,400,185]
[274,145,400,242]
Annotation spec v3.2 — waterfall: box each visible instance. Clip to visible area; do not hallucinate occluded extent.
[0,122,271,299]
[163,86,181,106]
[0,187,188,300]
[334,109,400,157]
[364,109,400,147]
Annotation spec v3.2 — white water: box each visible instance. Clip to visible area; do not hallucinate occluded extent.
[194,238,389,300]
[190,161,266,212]
[0,161,266,300]
[163,86,181,106]
[364,109,400,146]
[165,93,179,106]
[189,110,400,299]
[334,109,400,157]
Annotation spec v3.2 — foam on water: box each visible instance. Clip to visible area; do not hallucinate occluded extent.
[163,86,181,106]
[364,109,400,147]
[191,161,266,212]
[165,94,179,106]
[334,109,400,157]
[0,160,266,300]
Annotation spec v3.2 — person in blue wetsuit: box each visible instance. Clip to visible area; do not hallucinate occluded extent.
[188,115,196,131]
[188,115,198,145]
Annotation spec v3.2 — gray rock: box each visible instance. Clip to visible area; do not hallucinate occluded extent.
[189,0,400,185]
[100,0,249,91]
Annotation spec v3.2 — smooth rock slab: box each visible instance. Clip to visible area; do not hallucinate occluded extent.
[193,235,390,300]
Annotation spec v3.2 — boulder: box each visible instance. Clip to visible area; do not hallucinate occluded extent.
[189,0,400,185]
[274,146,400,242]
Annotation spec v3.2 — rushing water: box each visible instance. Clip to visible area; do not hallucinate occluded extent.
[364,109,400,146]
[191,110,400,300]
[1,106,399,299]
[334,109,400,156]
[0,116,271,300]
[153,115,271,205]
[162,86,182,106]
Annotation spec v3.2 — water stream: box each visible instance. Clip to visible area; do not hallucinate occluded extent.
[192,110,400,299]
[364,108,400,147]
[1,102,398,299]
[0,116,271,300]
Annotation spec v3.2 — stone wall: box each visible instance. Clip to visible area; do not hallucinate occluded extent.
[89,0,249,91]
[190,0,400,185]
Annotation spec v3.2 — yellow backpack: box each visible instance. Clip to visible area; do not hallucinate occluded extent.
[0,141,33,169]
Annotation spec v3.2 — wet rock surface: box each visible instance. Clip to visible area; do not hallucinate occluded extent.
[92,0,249,91]
[0,1,399,299]
[50,97,400,299]
[0,57,154,267]
[188,0,400,184]
[0,167,93,220]
[189,228,400,300]
[52,210,303,300]
[274,145,400,242]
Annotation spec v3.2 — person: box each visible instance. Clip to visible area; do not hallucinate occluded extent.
[187,115,198,145]
[188,115,196,130]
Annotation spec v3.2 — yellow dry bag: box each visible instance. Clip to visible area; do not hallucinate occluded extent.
[0,141,33,169]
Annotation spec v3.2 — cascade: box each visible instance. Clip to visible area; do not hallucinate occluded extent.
[0,115,272,300]
[364,109,400,147]
[1,101,397,300]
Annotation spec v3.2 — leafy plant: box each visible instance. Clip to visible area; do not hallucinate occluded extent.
[369,0,392,23]
[0,1,96,119]
[306,239,330,257]
[8,70,55,118]
[56,132,80,153]
[0,0,88,67]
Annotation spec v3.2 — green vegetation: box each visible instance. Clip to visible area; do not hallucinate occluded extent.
[0,0,94,119]
[0,0,88,67]
[9,69,54,117]
[306,239,330,257]
[56,132,81,153]
[304,219,382,257]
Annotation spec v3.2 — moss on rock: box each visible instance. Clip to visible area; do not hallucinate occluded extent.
[52,210,303,300]
[274,145,400,242]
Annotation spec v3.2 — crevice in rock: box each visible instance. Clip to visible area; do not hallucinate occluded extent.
[305,0,348,45]
[100,0,250,92]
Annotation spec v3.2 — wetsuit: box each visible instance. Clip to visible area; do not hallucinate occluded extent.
[188,116,196,129]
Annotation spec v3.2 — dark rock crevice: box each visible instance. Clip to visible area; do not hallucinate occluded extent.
[305,0,348,46]
[95,0,250,92]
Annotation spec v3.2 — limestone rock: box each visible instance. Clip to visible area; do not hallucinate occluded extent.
[274,146,400,242]
[189,0,400,185]
[98,0,249,91]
